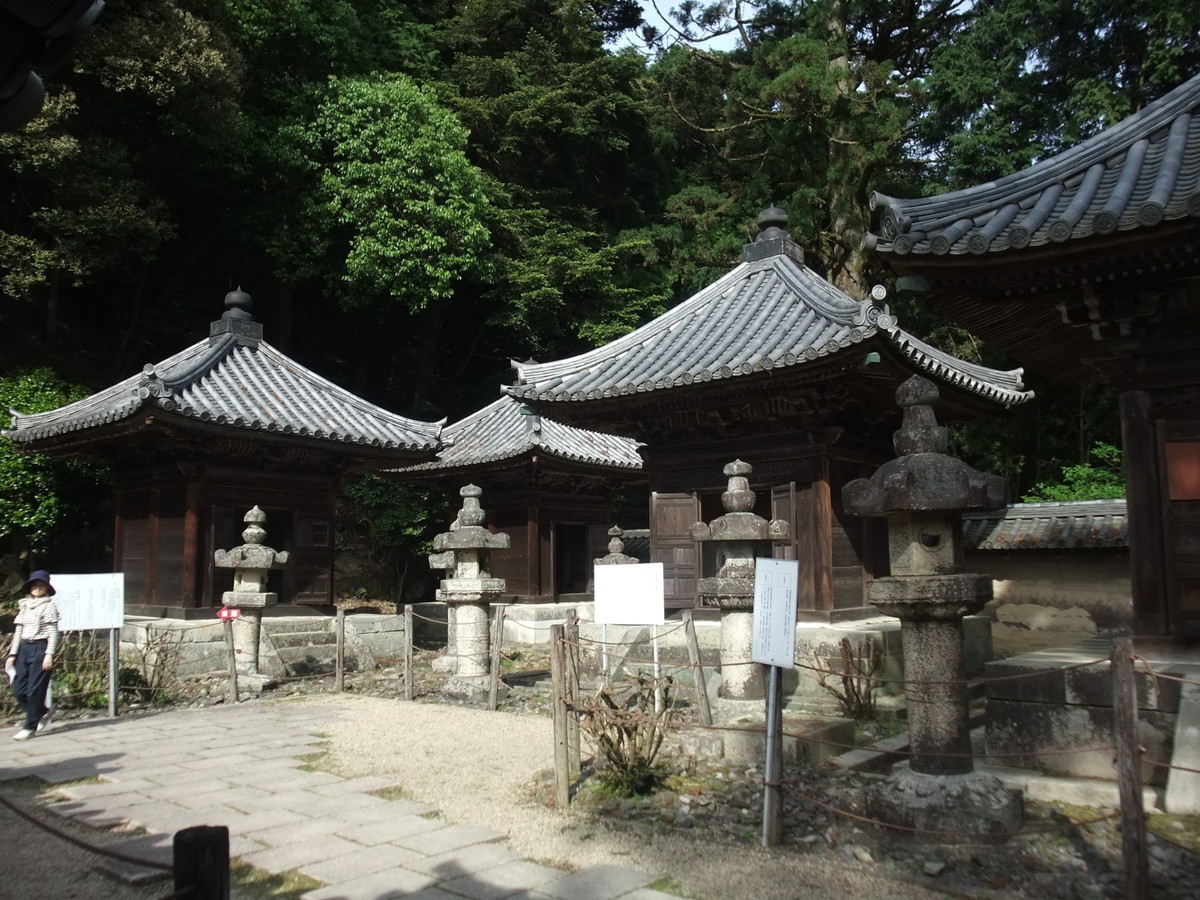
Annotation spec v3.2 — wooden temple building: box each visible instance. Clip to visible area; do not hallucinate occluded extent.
[508,209,1034,619]
[868,71,1200,638]
[3,290,444,618]
[389,396,643,602]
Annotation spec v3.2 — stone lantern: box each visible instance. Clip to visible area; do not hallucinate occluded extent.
[691,460,790,701]
[213,505,289,681]
[594,525,639,567]
[428,485,509,691]
[842,375,1022,836]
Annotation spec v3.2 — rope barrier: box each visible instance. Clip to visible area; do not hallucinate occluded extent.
[1128,666,1200,689]
[1144,758,1200,777]
[503,618,567,632]
[407,609,451,625]
[0,791,174,872]
[572,621,688,646]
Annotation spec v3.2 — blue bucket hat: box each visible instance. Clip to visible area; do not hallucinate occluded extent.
[22,569,55,596]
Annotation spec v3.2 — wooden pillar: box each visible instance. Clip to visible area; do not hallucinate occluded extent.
[146,488,160,605]
[798,457,834,614]
[1121,390,1170,635]
[527,507,540,596]
[181,482,201,608]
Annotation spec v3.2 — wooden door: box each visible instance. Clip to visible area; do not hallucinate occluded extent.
[651,492,700,609]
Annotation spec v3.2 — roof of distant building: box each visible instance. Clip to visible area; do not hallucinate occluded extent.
[4,289,443,455]
[962,499,1127,551]
[393,396,642,473]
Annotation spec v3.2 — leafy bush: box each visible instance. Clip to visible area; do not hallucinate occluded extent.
[1022,442,1124,502]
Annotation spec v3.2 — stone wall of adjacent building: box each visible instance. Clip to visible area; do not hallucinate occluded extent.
[967,549,1132,657]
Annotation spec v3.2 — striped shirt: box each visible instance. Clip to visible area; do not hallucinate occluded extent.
[9,595,60,658]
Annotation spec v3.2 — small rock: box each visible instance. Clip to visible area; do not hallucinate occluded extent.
[923,861,946,877]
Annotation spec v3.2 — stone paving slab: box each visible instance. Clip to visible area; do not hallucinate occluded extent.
[298,843,425,884]
[440,858,565,900]
[240,832,365,873]
[393,823,505,856]
[537,864,657,900]
[405,840,522,877]
[300,864,438,900]
[335,812,444,846]
[1,700,682,900]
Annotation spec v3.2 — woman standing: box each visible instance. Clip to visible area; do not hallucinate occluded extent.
[6,570,60,740]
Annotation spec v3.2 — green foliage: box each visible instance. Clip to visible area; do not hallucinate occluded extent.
[307,74,491,312]
[1022,443,1125,503]
[0,370,109,553]
[337,475,450,598]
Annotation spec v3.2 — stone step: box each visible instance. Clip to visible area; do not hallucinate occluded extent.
[261,617,331,636]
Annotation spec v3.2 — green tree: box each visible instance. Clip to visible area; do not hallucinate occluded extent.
[917,0,1200,187]
[0,370,109,554]
[302,74,491,408]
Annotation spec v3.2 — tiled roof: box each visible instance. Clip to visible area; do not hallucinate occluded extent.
[961,499,1127,551]
[507,229,1031,410]
[869,73,1200,258]
[5,327,443,454]
[395,396,643,472]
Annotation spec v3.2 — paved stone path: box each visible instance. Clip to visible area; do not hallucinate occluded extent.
[0,700,675,900]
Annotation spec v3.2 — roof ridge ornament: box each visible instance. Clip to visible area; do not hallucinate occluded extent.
[210,285,264,343]
[744,205,805,265]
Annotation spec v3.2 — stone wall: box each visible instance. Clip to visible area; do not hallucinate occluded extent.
[968,549,1131,657]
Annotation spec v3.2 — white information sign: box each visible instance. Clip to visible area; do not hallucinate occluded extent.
[593,563,665,625]
[51,573,125,632]
[751,558,799,667]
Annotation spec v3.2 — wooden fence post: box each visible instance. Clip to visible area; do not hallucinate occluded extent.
[682,611,712,726]
[489,604,508,711]
[335,608,345,692]
[565,610,581,780]
[1112,636,1148,900]
[173,825,230,900]
[404,605,415,701]
[222,619,238,705]
[550,624,570,808]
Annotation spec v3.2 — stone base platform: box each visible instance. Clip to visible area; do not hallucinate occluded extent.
[984,637,1200,806]
[865,763,1023,841]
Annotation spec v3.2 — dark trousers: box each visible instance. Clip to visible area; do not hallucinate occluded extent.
[12,641,52,730]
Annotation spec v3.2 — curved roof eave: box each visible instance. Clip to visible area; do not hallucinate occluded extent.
[869,73,1200,258]
[5,336,444,453]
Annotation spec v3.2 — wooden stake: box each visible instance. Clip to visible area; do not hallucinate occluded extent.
[335,608,345,692]
[404,605,414,701]
[683,611,712,726]
[489,604,507,711]
[174,825,230,900]
[1112,636,1147,900]
[550,624,570,808]
[565,610,580,780]
[222,618,238,705]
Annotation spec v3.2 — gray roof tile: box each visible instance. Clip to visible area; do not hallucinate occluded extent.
[395,396,642,472]
[961,499,1127,551]
[507,244,1030,409]
[5,333,443,453]
[870,73,1200,257]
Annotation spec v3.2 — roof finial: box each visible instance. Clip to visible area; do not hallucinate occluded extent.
[224,285,253,320]
[756,205,789,241]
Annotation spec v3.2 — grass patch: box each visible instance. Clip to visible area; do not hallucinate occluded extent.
[367,785,413,801]
[295,745,331,772]
[419,810,439,820]
[231,860,323,899]
[1148,812,1200,853]
[646,876,690,896]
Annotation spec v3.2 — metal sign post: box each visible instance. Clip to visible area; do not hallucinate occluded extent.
[751,558,799,848]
